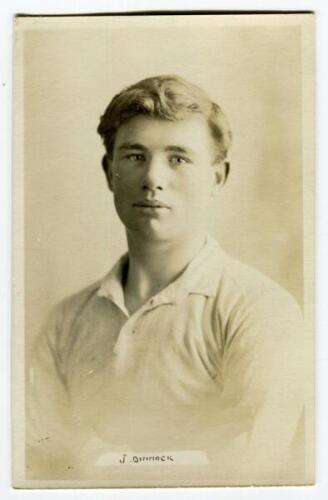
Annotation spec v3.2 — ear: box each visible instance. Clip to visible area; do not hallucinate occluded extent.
[102,154,114,192]
[212,161,230,196]
[211,161,230,196]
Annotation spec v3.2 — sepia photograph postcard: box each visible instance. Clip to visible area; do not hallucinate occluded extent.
[12,12,315,488]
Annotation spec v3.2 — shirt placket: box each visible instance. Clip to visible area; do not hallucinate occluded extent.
[112,305,148,374]
[112,293,176,374]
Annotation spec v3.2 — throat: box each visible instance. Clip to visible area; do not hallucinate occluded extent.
[122,233,207,315]
[123,260,176,315]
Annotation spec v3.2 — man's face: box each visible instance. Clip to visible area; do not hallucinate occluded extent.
[107,114,224,242]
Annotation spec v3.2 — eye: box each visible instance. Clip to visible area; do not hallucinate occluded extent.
[169,155,190,166]
[126,153,145,162]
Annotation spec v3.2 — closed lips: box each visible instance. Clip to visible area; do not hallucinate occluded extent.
[133,200,169,208]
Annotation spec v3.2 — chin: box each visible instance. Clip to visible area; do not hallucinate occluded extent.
[126,221,175,242]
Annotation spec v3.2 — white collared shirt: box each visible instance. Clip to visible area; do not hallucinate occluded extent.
[27,236,306,481]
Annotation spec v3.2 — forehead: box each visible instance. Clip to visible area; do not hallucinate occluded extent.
[114,114,215,154]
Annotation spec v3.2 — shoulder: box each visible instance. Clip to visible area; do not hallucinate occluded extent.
[209,249,305,388]
[49,280,102,323]
[216,244,300,308]
[39,280,103,349]
[209,243,303,340]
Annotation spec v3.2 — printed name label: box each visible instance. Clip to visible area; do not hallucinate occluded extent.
[96,450,208,466]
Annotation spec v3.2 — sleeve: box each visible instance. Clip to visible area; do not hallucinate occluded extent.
[26,305,78,478]
[221,288,306,483]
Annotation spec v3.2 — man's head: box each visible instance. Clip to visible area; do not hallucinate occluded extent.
[97,75,232,243]
[97,74,232,164]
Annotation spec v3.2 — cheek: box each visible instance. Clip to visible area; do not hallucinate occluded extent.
[113,171,137,194]
[177,172,213,202]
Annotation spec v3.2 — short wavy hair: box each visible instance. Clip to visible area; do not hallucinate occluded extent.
[97,74,232,162]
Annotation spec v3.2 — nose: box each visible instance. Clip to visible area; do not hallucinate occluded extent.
[141,156,167,192]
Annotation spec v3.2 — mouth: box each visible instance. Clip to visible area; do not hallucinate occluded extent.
[133,200,170,209]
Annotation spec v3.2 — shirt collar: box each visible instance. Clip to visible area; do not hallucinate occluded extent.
[97,254,129,314]
[97,235,225,312]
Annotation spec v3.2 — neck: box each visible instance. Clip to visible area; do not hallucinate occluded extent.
[124,231,207,313]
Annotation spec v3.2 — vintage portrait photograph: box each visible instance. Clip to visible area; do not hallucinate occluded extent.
[12,13,315,488]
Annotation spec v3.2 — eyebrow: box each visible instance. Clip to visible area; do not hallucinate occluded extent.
[117,143,194,155]
[117,143,147,151]
[164,145,194,155]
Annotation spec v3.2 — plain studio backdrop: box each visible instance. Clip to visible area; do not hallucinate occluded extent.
[22,16,303,344]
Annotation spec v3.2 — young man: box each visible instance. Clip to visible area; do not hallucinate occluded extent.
[27,75,305,484]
